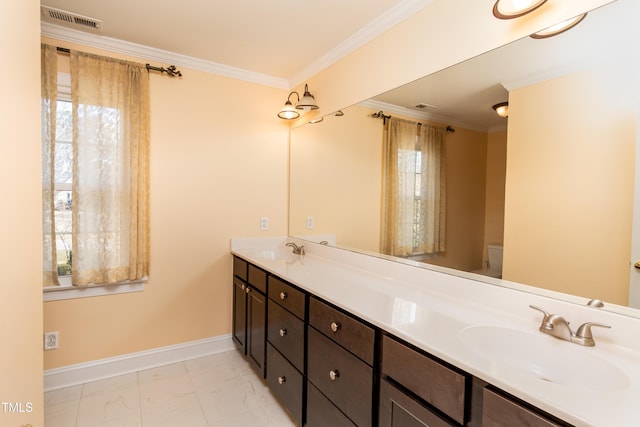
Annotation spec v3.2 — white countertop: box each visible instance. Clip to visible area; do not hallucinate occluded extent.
[231,237,640,427]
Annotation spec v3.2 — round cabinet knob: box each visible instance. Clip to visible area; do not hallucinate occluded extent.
[245,287,251,294]
[279,328,287,337]
[278,376,286,385]
[329,370,340,381]
[279,291,288,300]
[330,322,341,332]
[240,283,246,290]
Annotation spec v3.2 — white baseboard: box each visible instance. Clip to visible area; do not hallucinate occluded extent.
[44,334,235,392]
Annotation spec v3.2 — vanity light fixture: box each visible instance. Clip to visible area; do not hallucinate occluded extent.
[277,91,301,120]
[277,83,319,119]
[492,102,509,118]
[492,0,547,19]
[530,13,587,39]
[296,84,319,111]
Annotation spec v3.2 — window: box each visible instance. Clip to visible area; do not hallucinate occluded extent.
[41,45,150,299]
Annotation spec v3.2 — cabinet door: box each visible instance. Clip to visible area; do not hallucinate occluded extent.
[232,277,247,350]
[247,287,266,377]
[379,380,455,427]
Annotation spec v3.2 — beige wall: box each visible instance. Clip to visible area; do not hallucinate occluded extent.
[503,60,638,305]
[41,39,289,369]
[1,0,44,426]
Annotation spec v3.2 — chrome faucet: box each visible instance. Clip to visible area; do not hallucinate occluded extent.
[530,305,610,347]
[285,242,305,255]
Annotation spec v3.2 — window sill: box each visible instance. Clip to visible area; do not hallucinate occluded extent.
[43,278,147,302]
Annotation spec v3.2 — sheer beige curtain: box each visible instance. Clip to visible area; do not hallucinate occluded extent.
[41,46,150,286]
[41,44,60,286]
[381,118,446,257]
[70,50,150,285]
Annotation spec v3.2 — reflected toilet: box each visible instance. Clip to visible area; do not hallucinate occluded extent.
[473,244,503,278]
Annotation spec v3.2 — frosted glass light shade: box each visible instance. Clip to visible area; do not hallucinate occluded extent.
[493,0,547,19]
[531,13,587,39]
[296,84,319,111]
[278,101,300,120]
[492,102,509,118]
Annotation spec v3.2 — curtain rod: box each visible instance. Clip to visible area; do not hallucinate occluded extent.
[371,110,455,133]
[55,46,183,78]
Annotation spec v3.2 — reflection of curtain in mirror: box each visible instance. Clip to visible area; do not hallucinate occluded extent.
[381,118,446,257]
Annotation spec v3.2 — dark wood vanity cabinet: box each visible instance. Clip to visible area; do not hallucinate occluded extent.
[307,296,377,427]
[231,256,267,377]
[266,275,307,426]
[232,255,575,427]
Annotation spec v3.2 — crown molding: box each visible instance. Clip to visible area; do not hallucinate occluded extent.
[41,22,290,90]
[289,0,434,87]
[360,99,487,133]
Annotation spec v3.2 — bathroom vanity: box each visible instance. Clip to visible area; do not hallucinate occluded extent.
[231,237,640,427]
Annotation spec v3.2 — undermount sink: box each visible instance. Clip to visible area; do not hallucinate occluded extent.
[459,326,629,392]
[242,248,297,261]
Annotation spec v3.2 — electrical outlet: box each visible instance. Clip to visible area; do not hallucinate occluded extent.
[260,217,269,231]
[44,331,59,350]
[306,216,314,230]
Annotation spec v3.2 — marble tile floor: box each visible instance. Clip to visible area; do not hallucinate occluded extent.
[44,349,298,427]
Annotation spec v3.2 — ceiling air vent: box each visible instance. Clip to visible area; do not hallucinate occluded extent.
[41,5,102,31]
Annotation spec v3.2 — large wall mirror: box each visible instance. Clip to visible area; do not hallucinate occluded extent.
[290,0,640,315]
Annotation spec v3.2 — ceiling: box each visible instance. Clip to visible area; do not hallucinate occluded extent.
[40,0,430,87]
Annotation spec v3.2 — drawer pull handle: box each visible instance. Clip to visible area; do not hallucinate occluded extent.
[279,328,287,337]
[329,370,340,381]
[279,291,288,300]
[278,376,286,385]
[330,322,341,332]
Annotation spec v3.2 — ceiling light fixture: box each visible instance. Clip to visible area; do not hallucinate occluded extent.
[277,83,319,120]
[492,0,547,19]
[530,13,587,39]
[492,102,509,118]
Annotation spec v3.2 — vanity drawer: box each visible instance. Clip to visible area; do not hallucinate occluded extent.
[266,343,303,426]
[309,296,375,365]
[308,326,373,427]
[233,256,247,280]
[306,382,356,427]
[482,387,571,427]
[382,334,468,425]
[268,276,306,319]
[248,264,267,294]
[379,379,455,427]
[267,301,305,371]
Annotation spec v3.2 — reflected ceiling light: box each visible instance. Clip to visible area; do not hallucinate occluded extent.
[277,83,319,119]
[492,102,509,118]
[493,0,547,19]
[530,13,587,39]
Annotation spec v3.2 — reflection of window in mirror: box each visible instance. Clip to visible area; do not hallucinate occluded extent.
[381,119,445,260]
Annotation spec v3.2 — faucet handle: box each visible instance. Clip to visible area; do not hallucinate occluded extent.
[529,305,551,324]
[575,322,611,339]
